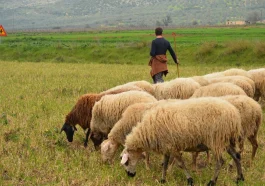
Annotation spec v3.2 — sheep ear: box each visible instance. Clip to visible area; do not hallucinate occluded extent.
[73,126,77,131]
[61,123,67,133]
[121,153,129,165]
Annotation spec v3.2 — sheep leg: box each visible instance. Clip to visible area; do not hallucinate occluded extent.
[167,157,176,172]
[206,150,211,166]
[229,136,244,169]
[192,150,210,171]
[143,152,150,170]
[207,156,224,186]
[174,153,193,186]
[227,146,244,183]
[84,128,91,147]
[238,136,244,153]
[191,152,198,171]
[260,92,265,108]
[160,154,170,183]
[253,89,261,102]
[248,135,258,161]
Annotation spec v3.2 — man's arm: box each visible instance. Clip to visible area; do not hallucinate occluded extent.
[168,44,178,64]
[150,40,156,57]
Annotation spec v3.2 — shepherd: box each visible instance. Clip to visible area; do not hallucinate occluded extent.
[149,27,179,84]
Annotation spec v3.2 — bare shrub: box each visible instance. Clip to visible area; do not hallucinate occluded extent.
[223,40,250,55]
[254,41,265,57]
[195,41,219,57]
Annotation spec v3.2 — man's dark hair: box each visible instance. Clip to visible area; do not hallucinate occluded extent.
[155,27,163,36]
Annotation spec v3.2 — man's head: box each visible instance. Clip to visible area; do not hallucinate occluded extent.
[155,27,163,36]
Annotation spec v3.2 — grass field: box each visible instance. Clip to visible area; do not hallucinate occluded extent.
[1,61,265,185]
[1,26,265,65]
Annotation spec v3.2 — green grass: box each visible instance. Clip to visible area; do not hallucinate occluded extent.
[0,61,265,185]
[1,26,265,65]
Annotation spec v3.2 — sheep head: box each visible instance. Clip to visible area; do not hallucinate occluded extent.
[101,139,119,163]
[120,149,143,177]
[90,131,106,150]
[60,123,77,142]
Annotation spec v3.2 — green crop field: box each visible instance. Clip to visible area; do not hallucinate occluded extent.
[1,26,265,65]
[0,60,265,185]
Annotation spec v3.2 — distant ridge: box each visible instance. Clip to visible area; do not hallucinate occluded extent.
[0,0,264,30]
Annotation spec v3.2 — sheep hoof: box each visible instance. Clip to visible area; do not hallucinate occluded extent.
[160,179,166,184]
[187,178,194,186]
[84,142,88,148]
[207,180,215,186]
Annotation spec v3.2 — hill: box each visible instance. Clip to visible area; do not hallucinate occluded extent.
[0,0,265,30]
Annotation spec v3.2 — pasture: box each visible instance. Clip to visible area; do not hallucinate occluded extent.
[1,26,265,65]
[0,61,265,185]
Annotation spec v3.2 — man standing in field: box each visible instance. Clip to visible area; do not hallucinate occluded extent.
[149,27,179,83]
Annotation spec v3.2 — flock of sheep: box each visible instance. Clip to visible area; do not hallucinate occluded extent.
[60,68,265,186]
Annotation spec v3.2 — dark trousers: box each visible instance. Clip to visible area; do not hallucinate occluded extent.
[152,72,164,84]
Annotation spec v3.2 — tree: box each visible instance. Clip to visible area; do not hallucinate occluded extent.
[162,15,172,26]
[246,11,261,24]
[192,20,198,25]
[156,20,162,26]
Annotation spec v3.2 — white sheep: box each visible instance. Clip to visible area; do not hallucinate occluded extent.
[101,100,173,166]
[101,80,154,96]
[153,78,201,100]
[248,68,265,107]
[123,80,155,96]
[100,84,143,95]
[203,71,224,79]
[90,90,157,149]
[192,95,262,169]
[203,68,251,79]
[207,76,255,98]
[192,82,247,98]
[121,97,244,185]
[191,76,210,86]
[222,68,252,78]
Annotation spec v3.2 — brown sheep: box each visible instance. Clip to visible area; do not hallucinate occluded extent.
[61,86,143,147]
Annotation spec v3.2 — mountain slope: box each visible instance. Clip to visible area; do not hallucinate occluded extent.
[0,0,264,30]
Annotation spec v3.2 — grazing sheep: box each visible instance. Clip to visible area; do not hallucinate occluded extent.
[101,102,155,164]
[90,90,157,149]
[121,97,244,185]
[61,93,102,147]
[248,68,265,106]
[191,76,210,86]
[192,95,262,169]
[101,84,143,95]
[192,82,247,98]
[124,80,155,96]
[207,76,255,98]
[204,68,251,79]
[153,78,201,100]
[101,81,154,96]
[222,68,251,78]
[230,75,256,91]
[101,100,173,165]
[61,86,143,147]
[203,72,224,79]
